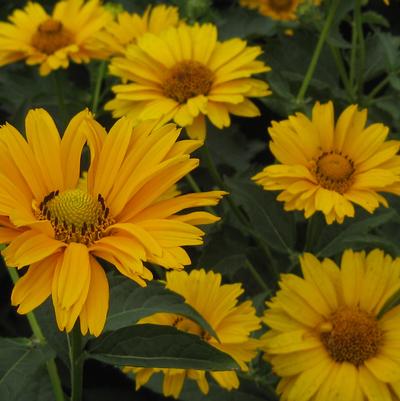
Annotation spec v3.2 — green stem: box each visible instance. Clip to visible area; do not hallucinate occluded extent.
[91,61,107,115]
[7,268,65,401]
[296,0,340,104]
[200,144,280,281]
[185,173,215,214]
[365,71,400,104]
[52,71,67,127]
[349,19,358,92]
[68,324,84,401]
[185,173,203,193]
[328,43,354,101]
[304,214,322,252]
[244,259,269,292]
[354,0,365,98]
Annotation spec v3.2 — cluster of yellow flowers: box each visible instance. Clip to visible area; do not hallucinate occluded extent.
[0,1,399,401]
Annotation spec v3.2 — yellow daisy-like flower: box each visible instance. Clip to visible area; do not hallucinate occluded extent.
[105,23,271,140]
[239,0,320,20]
[239,0,302,20]
[253,101,400,224]
[262,249,400,401]
[126,269,261,398]
[94,4,180,57]
[0,109,225,336]
[0,0,111,75]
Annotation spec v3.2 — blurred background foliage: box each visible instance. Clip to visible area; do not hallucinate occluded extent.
[0,0,400,400]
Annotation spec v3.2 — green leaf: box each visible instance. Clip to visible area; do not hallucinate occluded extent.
[105,275,218,340]
[14,366,54,401]
[215,7,277,40]
[0,338,55,400]
[316,208,398,257]
[362,11,389,28]
[87,324,239,370]
[376,32,400,71]
[226,177,296,254]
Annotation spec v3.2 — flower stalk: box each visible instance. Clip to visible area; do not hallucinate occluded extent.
[7,267,65,401]
[68,324,84,401]
[91,60,107,115]
[296,0,340,104]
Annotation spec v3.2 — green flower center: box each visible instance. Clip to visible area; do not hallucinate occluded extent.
[162,60,214,104]
[39,189,113,245]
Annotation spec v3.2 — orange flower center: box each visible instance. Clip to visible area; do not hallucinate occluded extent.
[162,60,214,104]
[38,189,113,245]
[31,18,73,55]
[269,0,296,11]
[314,151,355,193]
[319,307,382,366]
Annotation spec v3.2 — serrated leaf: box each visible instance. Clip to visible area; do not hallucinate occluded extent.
[376,32,400,71]
[106,275,218,340]
[0,338,55,401]
[87,324,239,370]
[226,177,296,254]
[362,11,389,28]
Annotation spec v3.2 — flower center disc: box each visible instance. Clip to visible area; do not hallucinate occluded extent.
[39,189,112,245]
[320,308,382,366]
[162,60,214,103]
[315,151,355,193]
[31,18,73,54]
[270,0,295,11]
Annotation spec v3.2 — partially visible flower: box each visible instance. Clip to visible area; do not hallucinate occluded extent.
[95,4,179,57]
[105,23,271,140]
[262,249,400,401]
[0,0,112,75]
[239,0,320,20]
[126,269,261,398]
[0,109,225,336]
[253,101,400,224]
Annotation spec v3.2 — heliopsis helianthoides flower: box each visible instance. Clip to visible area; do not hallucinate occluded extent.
[239,0,320,21]
[262,249,400,401]
[125,269,261,398]
[253,101,400,224]
[94,4,180,57]
[105,23,271,140]
[0,0,111,75]
[0,110,225,336]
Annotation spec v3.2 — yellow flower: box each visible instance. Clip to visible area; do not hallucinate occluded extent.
[0,0,111,75]
[0,109,225,336]
[126,269,261,398]
[239,0,320,20]
[94,4,180,57]
[262,249,400,401]
[105,23,271,140]
[240,0,302,20]
[253,101,400,224]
